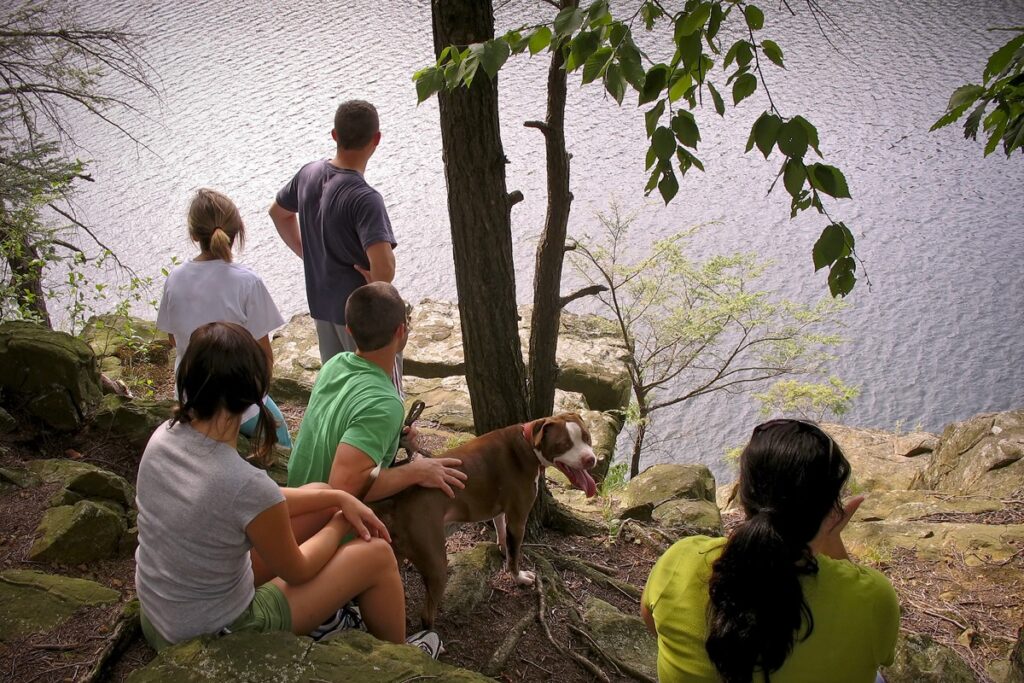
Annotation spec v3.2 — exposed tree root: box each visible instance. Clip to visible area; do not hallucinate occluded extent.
[535,571,610,683]
[484,609,534,677]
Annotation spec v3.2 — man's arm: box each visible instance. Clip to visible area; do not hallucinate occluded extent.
[328,442,467,501]
[269,202,302,258]
[354,241,395,283]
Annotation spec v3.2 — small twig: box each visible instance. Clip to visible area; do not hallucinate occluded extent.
[522,656,554,675]
[398,676,439,683]
[29,642,77,651]
[536,572,610,683]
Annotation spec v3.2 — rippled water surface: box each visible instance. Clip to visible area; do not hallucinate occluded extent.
[67,0,1024,479]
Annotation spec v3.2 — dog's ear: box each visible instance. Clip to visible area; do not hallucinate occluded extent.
[532,418,554,449]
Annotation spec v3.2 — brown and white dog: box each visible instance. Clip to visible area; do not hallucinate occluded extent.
[371,412,598,628]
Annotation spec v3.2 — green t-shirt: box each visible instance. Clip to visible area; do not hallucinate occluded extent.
[287,352,403,487]
[642,535,900,683]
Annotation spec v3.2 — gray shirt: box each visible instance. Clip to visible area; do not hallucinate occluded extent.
[276,161,396,324]
[134,421,284,644]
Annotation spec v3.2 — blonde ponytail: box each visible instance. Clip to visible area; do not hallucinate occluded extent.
[188,188,246,261]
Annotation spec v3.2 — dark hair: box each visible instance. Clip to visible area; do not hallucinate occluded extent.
[344,282,406,351]
[171,322,278,465]
[706,419,850,683]
[187,188,245,262]
[333,100,379,150]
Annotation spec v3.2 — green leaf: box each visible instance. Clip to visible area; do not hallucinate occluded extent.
[529,27,553,55]
[640,64,669,104]
[808,163,852,199]
[736,41,754,67]
[652,125,676,160]
[677,31,703,70]
[707,2,725,41]
[554,7,585,37]
[783,159,806,197]
[827,257,857,297]
[645,145,658,170]
[744,5,764,31]
[677,146,705,172]
[761,39,784,67]
[658,167,679,203]
[963,103,986,140]
[620,44,646,89]
[707,81,725,116]
[948,83,986,111]
[587,0,612,27]
[984,107,1008,156]
[746,111,782,157]
[732,72,757,105]
[582,46,613,84]
[672,110,701,148]
[645,100,666,137]
[570,30,601,72]
[776,118,809,158]
[668,71,693,102]
[604,62,626,104]
[675,2,712,38]
[812,222,851,271]
[414,67,443,104]
[479,39,511,79]
[793,115,821,156]
[641,1,663,30]
[983,34,1024,82]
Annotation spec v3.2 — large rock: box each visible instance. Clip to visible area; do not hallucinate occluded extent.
[25,458,134,507]
[651,498,723,533]
[81,313,173,366]
[0,406,15,433]
[441,542,504,622]
[275,302,631,414]
[0,321,103,431]
[0,466,42,491]
[0,570,119,641]
[911,409,1024,498]
[882,630,974,683]
[855,489,1004,522]
[583,597,658,681]
[820,422,931,493]
[845,519,1024,564]
[127,629,489,682]
[90,394,175,449]
[29,500,126,563]
[619,464,716,517]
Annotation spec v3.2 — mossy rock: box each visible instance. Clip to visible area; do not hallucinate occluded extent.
[651,498,723,533]
[583,596,658,680]
[442,542,504,622]
[91,394,175,449]
[0,466,42,491]
[81,314,173,365]
[26,459,134,507]
[882,630,974,683]
[0,321,103,431]
[29,500,126,563]
[619,464,717,521]
[0,406,15,433]
[0,569,119,641]
[127,629,490,682]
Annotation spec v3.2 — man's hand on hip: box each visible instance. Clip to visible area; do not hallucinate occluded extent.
[409,456,467,498]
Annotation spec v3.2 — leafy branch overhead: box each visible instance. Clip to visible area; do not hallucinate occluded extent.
[931,27,1024,158]
[413,0,860,297]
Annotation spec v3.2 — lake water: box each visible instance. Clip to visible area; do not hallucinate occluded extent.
[63,0,1024,481]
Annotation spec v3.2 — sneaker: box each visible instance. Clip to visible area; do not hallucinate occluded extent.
[310,602,366,641]
[406,629,445,659]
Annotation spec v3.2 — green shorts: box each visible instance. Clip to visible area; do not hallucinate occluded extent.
[141,582,292,652]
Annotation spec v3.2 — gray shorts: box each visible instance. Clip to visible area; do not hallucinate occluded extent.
[314,319,404,397]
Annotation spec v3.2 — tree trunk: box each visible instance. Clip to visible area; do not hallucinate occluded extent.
[0,210,51,327]
[432,0,528,434]
[630,420,647,478]
[527,10,574,422]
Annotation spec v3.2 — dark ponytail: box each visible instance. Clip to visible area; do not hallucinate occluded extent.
[172,322,278,465]
[706,420,849,683]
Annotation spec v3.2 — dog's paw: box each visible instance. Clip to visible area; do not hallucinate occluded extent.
[514,570,536,586]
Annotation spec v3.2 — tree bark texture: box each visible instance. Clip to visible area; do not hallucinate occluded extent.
[432,0,528,433]
[0,209,51,327]
[527,15,574,421]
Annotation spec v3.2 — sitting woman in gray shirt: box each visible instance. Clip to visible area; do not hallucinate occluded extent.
[134,322,411,651]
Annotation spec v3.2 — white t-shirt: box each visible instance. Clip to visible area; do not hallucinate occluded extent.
[157,259,285,420]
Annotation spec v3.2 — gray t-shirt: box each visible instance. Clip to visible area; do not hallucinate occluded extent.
[134,420,285,644]
[276,160,396,324]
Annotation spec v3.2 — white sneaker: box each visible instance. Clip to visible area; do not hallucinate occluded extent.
[310,602,365,641]
[406,629,445,659]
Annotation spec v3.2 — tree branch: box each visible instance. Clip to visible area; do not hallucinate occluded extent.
[559,284,608,308]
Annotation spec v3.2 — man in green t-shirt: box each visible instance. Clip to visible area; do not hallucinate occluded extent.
[287,282,467,501]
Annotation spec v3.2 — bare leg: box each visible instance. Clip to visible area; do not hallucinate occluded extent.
[272,537,405,643]
[493,513,507,554]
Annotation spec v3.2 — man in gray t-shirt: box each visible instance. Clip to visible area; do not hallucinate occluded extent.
[269,100,400,379]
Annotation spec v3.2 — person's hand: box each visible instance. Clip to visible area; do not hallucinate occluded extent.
[334,492,391,543]
[810,495,864,560]
[354,264,372,283]
[409,456,468,498]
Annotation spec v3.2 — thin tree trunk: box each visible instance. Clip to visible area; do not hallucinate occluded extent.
[0,210,51,327]
[631,420,647,478]
[527,4,574,422]
[432,0,528,434]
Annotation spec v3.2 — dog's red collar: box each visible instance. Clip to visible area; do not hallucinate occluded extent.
[522,420,535,445]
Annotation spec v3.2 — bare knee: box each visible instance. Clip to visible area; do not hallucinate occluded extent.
[362,537,399,573]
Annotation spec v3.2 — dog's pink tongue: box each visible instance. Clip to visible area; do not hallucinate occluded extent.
[558,463,598,498]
